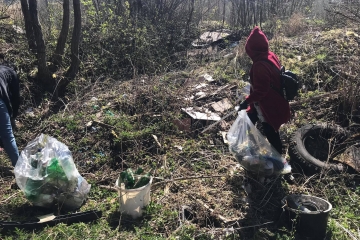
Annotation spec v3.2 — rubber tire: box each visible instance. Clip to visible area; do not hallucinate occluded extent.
[289,123,348,175]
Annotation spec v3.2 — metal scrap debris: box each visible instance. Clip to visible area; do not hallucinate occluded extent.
[211,98,233,113]
[334,145,360,172]
[182,107,221,121]
[199,74,215,82]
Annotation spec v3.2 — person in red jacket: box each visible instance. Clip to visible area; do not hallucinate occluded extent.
[239,26,290,155]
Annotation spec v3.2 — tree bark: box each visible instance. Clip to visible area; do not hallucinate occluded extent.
[53,0,70,67]
[28,0,52,83]
[20,0,36,51]
[65,0,81,80]
[186,0,195,35]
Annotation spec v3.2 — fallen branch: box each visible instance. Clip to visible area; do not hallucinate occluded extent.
[189,195,232,223]
[152,134,162,148]
[151,175,225,187]
[335,220,359,240]
[99,185,117,191]
[0,16,10,20]
[196,84,236,101]
[92,120,115,129]
[0,192,20,203]
[289,90,339,107]
[210,221,274,232]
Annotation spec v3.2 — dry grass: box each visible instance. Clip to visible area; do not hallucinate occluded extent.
[283,13,308,37]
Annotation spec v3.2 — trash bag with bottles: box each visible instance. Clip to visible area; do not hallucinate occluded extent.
[14,134,91,209]
[227,110,291,176]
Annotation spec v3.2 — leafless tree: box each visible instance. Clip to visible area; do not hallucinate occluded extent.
[21,0,82,93]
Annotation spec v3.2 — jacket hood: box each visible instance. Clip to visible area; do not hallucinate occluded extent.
[245,27,269,61]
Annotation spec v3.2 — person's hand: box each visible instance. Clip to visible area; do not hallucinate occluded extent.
[239,100,248,110]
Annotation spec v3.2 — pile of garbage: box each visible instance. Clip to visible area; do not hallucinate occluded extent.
[14,134,91,210]
[228,110,291,176]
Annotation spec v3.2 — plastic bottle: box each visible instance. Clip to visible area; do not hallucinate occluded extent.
[133,173,151,189]
[120,168,135,189]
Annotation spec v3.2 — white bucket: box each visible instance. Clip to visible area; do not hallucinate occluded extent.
[115,177,153,218]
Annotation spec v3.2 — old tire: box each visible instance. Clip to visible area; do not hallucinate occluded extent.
[289,124,349,175]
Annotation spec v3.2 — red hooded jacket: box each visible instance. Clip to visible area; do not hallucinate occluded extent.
[245,27,290,131]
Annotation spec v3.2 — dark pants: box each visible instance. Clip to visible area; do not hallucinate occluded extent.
[0,99,19,166]
[247,109,283,155]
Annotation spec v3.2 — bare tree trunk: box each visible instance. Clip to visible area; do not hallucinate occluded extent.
[53,0,70,67]
[260,0,264,28]
[186,0,195,34]
[65,0,81,80]
[28,0,52,82]
[221,0,226,27]
[252,0,256,26]
[20,0,36,51]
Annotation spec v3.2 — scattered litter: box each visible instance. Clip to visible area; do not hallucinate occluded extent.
[12,25,24,34]
[230,163,243,176]
[221,131,229,144]
[90,97,98,102]
[182,107,221,121]
[184,96,194,101]
[25,108,35,117]
[105,110,114,116]
[152,135,161,148]
[95,112,102,118]
[193,83,208,89]
[211,98,233,113]
[86,121,93,128]
[195,91,207,98]
[199,31,230,43]
[219,120,228,130]
[200,74,215,82]
[174,145,183,151]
